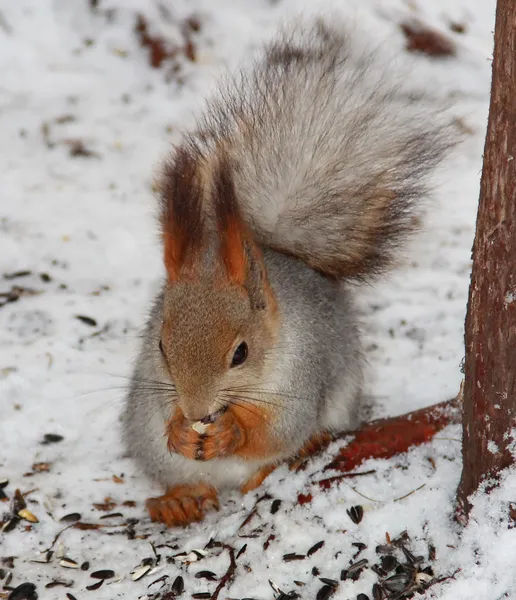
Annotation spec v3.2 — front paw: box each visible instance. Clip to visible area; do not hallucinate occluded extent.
[166,408,244,460]
[146,483,219,527]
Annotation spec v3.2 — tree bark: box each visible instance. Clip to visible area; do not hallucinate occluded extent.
[457,0,516,519]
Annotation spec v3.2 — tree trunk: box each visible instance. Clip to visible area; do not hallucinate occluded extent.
[457,0,516,519]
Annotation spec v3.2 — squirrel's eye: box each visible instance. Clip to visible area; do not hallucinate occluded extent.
[231,342,248,367]
[159,340,165,355]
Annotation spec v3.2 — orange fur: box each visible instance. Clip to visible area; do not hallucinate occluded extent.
[219,215,248,286]
[166,402,283,463]
[240,464,277,494]
[288,431,335,471]
[146,482,219,527]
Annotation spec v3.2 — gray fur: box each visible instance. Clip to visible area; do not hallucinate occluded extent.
[191,21,453,278]
[122,20,452,492]
[122,250,361,489]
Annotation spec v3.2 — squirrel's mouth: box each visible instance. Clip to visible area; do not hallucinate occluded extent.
[198,406,227,425]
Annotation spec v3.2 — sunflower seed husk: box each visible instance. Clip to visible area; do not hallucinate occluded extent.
[192,594,211,599]
[383,573,410,593]
[236,544,247,559]
[380,555,398,572]
[130,564,151,581]
[18,508,39,523]
[59,558,79,569]
[45,578,73,588]
[347,559,368,574]
[11,489,26,513]
[30,551,53,564]
[346,505,363,524]
[1,518,19,533]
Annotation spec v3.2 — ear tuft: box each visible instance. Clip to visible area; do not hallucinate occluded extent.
[160,148,204,281]
[212,153,250,286]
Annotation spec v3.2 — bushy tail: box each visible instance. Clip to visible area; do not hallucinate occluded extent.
[179,19,454,281]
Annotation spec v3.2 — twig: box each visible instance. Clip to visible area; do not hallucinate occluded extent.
[210,545,237,600]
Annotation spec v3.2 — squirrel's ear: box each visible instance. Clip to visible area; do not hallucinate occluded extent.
[212,153,250,287]
[212,153,269,309]
[160,149,204,282]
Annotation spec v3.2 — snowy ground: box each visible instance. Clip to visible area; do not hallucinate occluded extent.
[1,0,514,599]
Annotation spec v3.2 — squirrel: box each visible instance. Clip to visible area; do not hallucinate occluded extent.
[122,19,452,527]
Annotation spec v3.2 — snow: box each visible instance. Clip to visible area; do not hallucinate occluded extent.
[1,0,514,599]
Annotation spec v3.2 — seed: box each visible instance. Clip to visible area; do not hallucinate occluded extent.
[316,585,336,600]
[283,553,305,562]
[171,575,184,594]
[346,505,363,524]
[75,315,97,327]
[192,421,209,434]
[100,512,124,519]
[372,583,384,600]
[18,509,38,523]
[319,577,338,587]
[357,595,370,600]
[195,570,217,581]
[41,433,64,444]
[236,544,247,559]
[294,580,305,587]
[383,573,410,593]
[81,561,90,571]
[66,594,78,600]
[86,579,103,591]
[428,544,436,561]
[270,499,282,514]
[45,579,73,589]
[192,594,211,599]
[375,545,393,555]
[0,479,8,488]
[59,558,79,569]
[6,582,38,600]
[307,541,325,556]
[269,580,282,594]
[90,569,115,579]
[59,513,81,523]
[380,555,398,572]
[312,567,320,576]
